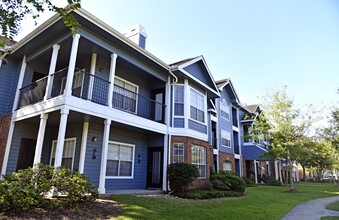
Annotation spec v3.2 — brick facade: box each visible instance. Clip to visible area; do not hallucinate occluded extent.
[170,136,214,189]
[0,114,12,172]
[218,151,235,173]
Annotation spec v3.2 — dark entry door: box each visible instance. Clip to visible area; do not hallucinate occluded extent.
[147,147,163,188]
[150,88,165,123]
[16,138,36,171]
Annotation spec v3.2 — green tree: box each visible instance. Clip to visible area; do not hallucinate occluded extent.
[250,86,315,192]
[0,0,81,42]
[295,136,316,181]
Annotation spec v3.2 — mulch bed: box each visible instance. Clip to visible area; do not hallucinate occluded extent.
[0,199,121,220]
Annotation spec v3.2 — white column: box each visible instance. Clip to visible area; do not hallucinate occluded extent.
[254,160,258,184]
[54,107,69,167]
[162,134,168,191]
[12,56,27,111]
[44,44,60,100]
[184,79,189,129]
[64,34,80,97]
[274,160,279,180]
[98,119,111,194]
[33,113,48,165]
[267,161,270,176]
[296,165,300,181]
[279,161,283,183]
[1,121,15,176]
[107,53,117,108]
[78,120,89,174]
[87,53,97,100]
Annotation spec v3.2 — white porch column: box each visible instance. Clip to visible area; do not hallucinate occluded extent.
[267,161,270,176]
[254,160,258,184]
[87,53,97,100]
[162,134,168,191]
[64,34,80,97]
[78,120,89,174]
[54,107,69,167]
[12,56,27,111]
[107,53,117,108]
[99,119,111,194]
[33,113,48,165]
[274,160,279,180]
[184,79,189,129]
[1,121,15,176]
[44,44,60,100]
[279,161,283,183]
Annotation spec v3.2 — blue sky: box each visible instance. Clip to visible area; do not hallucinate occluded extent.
[17,0,339,114]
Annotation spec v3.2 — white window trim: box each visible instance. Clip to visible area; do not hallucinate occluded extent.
[220,99,230,121]
[114,76,139,114]
[173,143,184,163]
[189,87,207,125]
[172,84,185,119]
[221,130,231,148]
[191,145,207,179]
[105,140,135,179]
[50,137,76,169]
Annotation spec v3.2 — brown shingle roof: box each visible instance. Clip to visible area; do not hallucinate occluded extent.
[169,56,199,70]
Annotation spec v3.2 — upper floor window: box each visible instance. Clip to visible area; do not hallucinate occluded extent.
[173,143,184,163]
[50,138,76,169]
[190,88,205,123]
[113,77,138,113]
[106,141,135,178]
[220,99,230,120]
[191,145,206,178]
[221,130,231,148]
[174,85,184,116]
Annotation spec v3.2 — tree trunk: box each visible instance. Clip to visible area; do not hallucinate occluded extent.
[302,165,306,181]
[289,159,294,192]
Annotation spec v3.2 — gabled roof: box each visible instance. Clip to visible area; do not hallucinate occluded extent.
[245,104,261,114]
[170,56,220,97]
[215,78,240,104]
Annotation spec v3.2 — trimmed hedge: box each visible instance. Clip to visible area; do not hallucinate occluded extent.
[210,171,246,193]
[173,189,243,199]
[168,163,199,193]
[0,164,98,211]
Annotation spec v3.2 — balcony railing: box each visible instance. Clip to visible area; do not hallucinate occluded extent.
[17,67,166,123]
[17,76,48,109]
[112,85,166,123]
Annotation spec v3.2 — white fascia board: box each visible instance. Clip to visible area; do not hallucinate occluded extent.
[179,67,220,97]
[213,149,218,155]
[234,154,241,159]
[169,127,208,142]
[65,97,167,134]
[12,96,65,121]
[232,126,239,132]
[210,115,217,122]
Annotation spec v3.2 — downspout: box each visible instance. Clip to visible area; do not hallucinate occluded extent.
[169,69,178,84]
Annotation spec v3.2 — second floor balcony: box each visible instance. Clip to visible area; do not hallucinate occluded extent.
[17,67,166,124]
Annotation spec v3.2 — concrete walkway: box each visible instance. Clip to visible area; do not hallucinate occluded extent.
[281,195,339,220]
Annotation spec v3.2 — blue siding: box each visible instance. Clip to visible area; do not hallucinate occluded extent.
[0,57,20,114]
[6,122,39,173]
[105,127,148,190]
[216,87,233,154]
[174,118,184,128]
[188,119,207,134]
[183,61,215,90]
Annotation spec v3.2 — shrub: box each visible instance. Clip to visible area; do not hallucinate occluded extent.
[0,164,98,211]
[210,179,229,191]
[210,172,246,193]
[242,176,255,187]
[168,163,199,193]
[266,176,283,186]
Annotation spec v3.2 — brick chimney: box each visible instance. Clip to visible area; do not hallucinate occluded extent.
[122,24,147,49]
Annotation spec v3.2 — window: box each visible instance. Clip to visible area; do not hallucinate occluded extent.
[113,77,138,113]
[220,99,230,120]
[106,141,135,178]
[191,145,206,178]
[221,130,231,148]
[190,88,205,123]
[173,143,184,163]
[50,138,76,169]
[174,85,184,116]
[223,161,232,172]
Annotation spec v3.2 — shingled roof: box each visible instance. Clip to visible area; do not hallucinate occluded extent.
[169,56,199,70]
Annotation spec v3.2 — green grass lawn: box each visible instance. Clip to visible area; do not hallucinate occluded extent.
[112,182,339,220]
[326,200,339,211]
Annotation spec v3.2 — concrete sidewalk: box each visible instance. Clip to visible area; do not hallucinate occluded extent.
[281,195,339,220]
